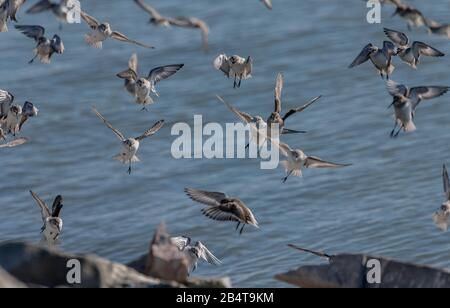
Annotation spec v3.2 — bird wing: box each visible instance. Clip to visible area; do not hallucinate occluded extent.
[197,242,221,265]
[196,19,209,52]
[383,28,409,47]
[30,190,51,222]
[412,41,445,58]
[282,96,321,121]
[349,43,373,68]
[133,0,163,19]
[51,35,64,53]
[261,0,273,10]
[14,25,45,41]
[444,165,450,201]
[8,0,27,21]
[386,80,408,98]
[185,187,227,207]
[213,54,231,77]
[51,195,63,218]
[171,236,191,251]
[116,68,138,82]
[409,86,449,110]
[0,90,14,118]
[274,73,283,113]
[26,0,53,14]
[147,64,184,84]
[111,31,155,49]
[216,95,254,124]
[128,53,138,73]
[0,137,28,148]
[80,11,100,29]
[92,107,126,142]
[135,119,164,141]
[273,141,293,157]
[305,156,350,169]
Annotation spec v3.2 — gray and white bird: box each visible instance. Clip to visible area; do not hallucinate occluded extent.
[15,25,64,64]
[217,95,268,149]
[214,54,253,88]
[275,142,351,183]
[260,0,272,10]
[171,236,221,273]
[26,0,79,29]
[384,28,444,69]
[80,11,154,49]
[0,0,26,32]
[386,80,449,137]
[427,20,450,39]
[118,53,139,97]
[134,0,209,52]
[267,73,321,138]
[0,90,38,136]
[117,63,184,110]
[2,104,22,136]
[349,41,397,80]
[433,165,450,232]
[0,89,14,119]
[391,2,427,30]
[30,191,63,246]
[185,188,259,235]
[92,107,164,174]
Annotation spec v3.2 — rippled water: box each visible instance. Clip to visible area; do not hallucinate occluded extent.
[1,0,450,287]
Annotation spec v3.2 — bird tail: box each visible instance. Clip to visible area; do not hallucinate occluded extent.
[84,34,103,49]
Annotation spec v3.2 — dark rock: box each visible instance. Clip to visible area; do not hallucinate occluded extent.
[276,254,450,288]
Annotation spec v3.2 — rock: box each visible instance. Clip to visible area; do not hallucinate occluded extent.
[0,267,27,288]
[185,277,232,288]
[0,241,181,288]
[143,223,190,282]
[276,254,450,288]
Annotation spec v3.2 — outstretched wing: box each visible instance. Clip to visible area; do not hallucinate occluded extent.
[384,28,409,47]
[134,0,163,19]
[349,44,374,68]
[0,90,14,118]
[216,95,254,124]
[147,64,184,85]
[305,156,351,169]
[274,73,283,113]
[111,31,154,49]
[135,119,164,141]
[197,242,221,265]
[409,86,449,109]
[0,137,28,148]
[80,11,100,29]
[386,80,408,98]
[92,107,125,141]
[128,53,138,73]
[15,25,45,41]
[30,190,51,223]
[171,236,191,251]
[444,165,450,201]
[26,0,53,14]
[184,187,227,207]
[116,68,138,81]
[213,55,231,77]
[283,96,321,121]
[412,41,445,58]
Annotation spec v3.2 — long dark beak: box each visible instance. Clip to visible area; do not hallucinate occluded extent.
[387,102,395,109]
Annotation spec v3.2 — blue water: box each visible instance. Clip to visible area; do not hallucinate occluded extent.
[1,0,450,287]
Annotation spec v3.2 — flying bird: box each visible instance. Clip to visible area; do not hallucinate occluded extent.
[386,80,449,137]
[214,54,253,88]
[391,2,428,30]
[92,107,164,174]
[30,191,63,246]
[384,28,444,69]
[426,20,450,39]
[26,0,79,28]
[0,137,28,148]
[0,89,14,119]
[1,104,22,136]
[0,90,38,136]
[433,165,450,231]
[80,11,154,49]
[171,236,221,273]
[134,0,209,52]
[267,73,321,137]
[117,63,184,110]
[15,25,64,64]
[275,142,351,183]
[119,53,139,97]
[185,188,259,235]
[349,41,397,80]
[0,0,26,32]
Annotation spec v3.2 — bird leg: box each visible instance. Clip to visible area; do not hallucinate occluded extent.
[141,106,148,112]
[240,224,245,235]
[29,54,38,64]
[236,222,241,230]
[128,163,132,175]
[390,122,398,138]
[238,75,242,88]
[282,171,293,183]
[233,75,237,89]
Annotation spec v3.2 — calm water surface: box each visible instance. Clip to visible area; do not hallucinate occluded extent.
[1,0,450,287]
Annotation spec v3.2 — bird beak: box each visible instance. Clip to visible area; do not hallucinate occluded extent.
[387,102,395,109]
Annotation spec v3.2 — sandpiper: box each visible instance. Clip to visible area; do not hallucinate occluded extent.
[433,165,450,231]
[0,89,14,119]
[386,80,449,137]
[80,11,154,49]
[0,0,26,32]
[267,73,321,137]
[427,21,450,39]
[384,28,444,69]
[133,0,173,27]
[275,142,351,183]
[117,63,184,110]
[214,54,252,88]
[171,236,221,273]
[26,0,78,29]
[92,107,164,174]
[391,2,428,30]
[15,25,64,64]
[30,191,64,246]
[349,41,397,80]
[185,188,259,235]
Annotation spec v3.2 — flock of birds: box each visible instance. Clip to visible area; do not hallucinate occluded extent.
[0,0,449,275]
